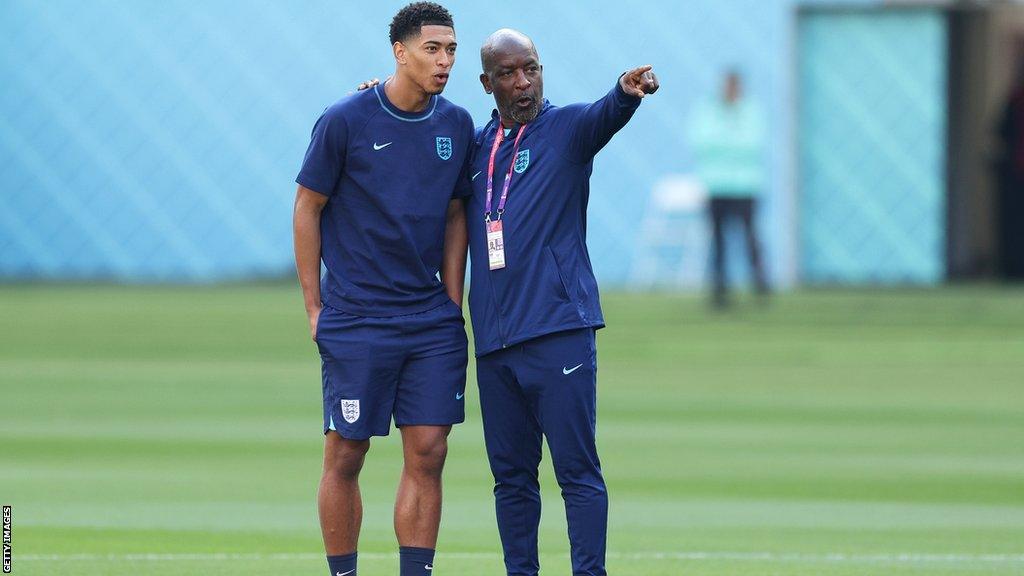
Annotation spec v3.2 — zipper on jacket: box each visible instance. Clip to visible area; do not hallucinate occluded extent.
[488,270,509,348]
[484,118,510,349]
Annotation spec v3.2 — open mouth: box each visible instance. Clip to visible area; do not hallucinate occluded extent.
[515,96,534,109]
[434,73,449,83]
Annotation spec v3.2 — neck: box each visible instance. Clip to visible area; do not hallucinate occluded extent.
[384,74,431,113]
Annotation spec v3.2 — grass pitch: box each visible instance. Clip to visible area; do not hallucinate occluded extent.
[1,284,1023,575]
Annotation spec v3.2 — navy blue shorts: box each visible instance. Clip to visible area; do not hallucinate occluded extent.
[315,299,468,440]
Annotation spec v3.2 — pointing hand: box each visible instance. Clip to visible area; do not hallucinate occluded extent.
[620,65,659,98]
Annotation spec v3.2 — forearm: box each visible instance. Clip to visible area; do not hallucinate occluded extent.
[571,78,643,159]
[441,199,468,307]
[293,190,326,314]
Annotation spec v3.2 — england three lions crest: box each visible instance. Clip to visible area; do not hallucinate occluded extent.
[340,399,360,423]
[436,137,452,160]
[514,149,530,174]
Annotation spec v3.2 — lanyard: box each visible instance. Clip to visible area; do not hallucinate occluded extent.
[484,124,527,222]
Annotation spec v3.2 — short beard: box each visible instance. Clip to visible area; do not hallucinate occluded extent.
[504,99,542,125]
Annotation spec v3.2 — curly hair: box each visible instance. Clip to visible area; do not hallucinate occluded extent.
[389,2,454,45]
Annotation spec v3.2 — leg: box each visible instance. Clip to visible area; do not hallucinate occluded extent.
[478,351,544,576]
[394,425,452,547]
[523,330,607,576]
[389,302,469,573]
[319,432,371,555]
[997,168,1009,277]
[708,198,728,306]
[740,198,769,295]
[315,306,401,573]
[1007,173,1024,278]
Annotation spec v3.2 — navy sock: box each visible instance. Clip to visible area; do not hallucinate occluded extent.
[326,552,357,576]
[399,546,435,576]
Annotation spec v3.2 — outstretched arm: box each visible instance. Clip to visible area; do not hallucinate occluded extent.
[568,65,660,161]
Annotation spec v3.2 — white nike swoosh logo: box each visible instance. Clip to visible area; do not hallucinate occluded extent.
[472,170,482,180]
[337,570,355,576]
[425,565,433,570]
[373,142,393,150]
[563,363,584,375]
[455,392,465,400]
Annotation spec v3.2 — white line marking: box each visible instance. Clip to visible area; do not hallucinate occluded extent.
[14,552,1024,563]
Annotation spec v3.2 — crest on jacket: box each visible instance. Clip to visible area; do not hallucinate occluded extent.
[436,137,452,160]
[514,149,530,174]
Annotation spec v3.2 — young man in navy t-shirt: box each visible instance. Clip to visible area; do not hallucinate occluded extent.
[292,4,473,576]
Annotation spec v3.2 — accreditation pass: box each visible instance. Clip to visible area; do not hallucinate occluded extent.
[487,220,506,270]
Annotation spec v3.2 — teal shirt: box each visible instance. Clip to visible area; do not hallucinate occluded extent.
[688,98,766,198]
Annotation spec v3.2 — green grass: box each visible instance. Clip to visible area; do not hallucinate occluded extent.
[1,284,1023,575]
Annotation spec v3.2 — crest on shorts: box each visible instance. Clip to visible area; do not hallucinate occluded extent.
[514,149,530,174]
[436,137,452,160]
[340,399,360,423]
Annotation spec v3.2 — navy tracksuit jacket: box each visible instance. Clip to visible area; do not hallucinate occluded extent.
[465,80,642,576]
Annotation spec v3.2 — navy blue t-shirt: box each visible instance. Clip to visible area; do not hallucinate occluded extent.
[297,85,474,317]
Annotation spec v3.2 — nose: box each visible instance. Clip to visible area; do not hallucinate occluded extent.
[438,52,452,69]
[514,70,531,89]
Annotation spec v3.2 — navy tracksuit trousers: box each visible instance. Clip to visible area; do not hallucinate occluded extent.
[476,328,607,576]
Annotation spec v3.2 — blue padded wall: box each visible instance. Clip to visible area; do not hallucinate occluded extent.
[798,8,947,284]
[1,0,877,284]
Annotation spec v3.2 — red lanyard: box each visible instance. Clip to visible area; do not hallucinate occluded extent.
[484,124,527,221]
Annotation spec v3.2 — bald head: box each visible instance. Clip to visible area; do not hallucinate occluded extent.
[479,28,544,125]
[480,28,537,74]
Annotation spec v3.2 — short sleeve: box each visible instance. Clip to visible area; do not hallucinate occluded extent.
[296,107,348,197]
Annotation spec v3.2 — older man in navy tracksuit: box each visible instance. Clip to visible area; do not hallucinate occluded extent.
[465,29,659,576]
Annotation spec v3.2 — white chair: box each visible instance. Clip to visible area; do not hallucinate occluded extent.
[628,175,709,290]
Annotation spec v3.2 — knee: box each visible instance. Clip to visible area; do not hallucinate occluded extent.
[557,474,608,504]
[492,466,541,496]
[324,436,370,480]
[406,436,448,478]
[489,454,539,485]
[552,455,605,493]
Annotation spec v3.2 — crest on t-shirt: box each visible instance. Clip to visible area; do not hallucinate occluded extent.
[514,149,530,174]
[436,137,452,160]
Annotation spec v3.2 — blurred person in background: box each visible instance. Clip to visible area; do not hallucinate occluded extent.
[689,70,770,307]
[292,3,472,576]
[997,53,1024,279]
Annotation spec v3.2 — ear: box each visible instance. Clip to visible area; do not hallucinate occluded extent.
[393,41,407,65]
[480,73,492,94]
